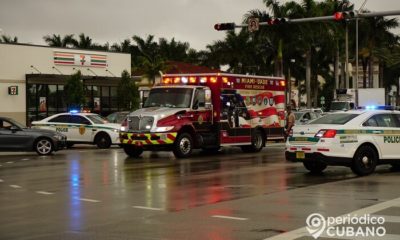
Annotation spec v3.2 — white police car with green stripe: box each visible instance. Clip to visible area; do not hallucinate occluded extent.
[285,109,400,176]
[32,112,120,149]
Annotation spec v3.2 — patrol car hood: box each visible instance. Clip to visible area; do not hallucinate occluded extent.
[129,107,189,118]
[102,123,121,129]
[292,124,337,137]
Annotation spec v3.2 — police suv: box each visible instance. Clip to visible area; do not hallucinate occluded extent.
[32,111,120,149]
[286,108,400,176]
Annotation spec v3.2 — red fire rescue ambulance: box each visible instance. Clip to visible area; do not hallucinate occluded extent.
[119,73,286,158]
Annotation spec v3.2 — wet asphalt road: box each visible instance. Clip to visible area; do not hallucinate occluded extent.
[1,144,400,240]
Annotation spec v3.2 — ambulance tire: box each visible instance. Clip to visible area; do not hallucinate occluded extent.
[351,145,378,176]
[95,133,111,149]
[241,130,264,153]
[303,161,327,174]
[123,145,143,158]
[34,138,54,156]
[173,133,193,158]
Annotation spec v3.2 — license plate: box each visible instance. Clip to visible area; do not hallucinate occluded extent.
[296,151,305,159]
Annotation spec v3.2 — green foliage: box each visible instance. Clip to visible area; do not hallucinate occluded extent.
[117,70,139,111]
[64,71,85,110]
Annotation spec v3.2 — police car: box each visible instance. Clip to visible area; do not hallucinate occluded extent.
[285,108,400,176]
[32,111,120,149]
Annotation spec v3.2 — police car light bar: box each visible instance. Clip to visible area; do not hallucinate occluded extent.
[70,109,79,114]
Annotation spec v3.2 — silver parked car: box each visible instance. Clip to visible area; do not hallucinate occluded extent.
[0,117,66,155]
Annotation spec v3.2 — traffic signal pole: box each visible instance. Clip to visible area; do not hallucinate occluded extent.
[215,10,400,107]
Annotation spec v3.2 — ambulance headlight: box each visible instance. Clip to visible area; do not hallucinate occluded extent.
[113,129,119,133]
[153,126,174,132]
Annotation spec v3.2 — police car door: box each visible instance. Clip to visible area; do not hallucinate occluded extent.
[69,115,92,143]
[363,113,399,159]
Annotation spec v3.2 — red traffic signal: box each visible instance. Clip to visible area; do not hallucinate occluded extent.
[214,22,236,31]
[334,11,358,21]
[265,18,288,25]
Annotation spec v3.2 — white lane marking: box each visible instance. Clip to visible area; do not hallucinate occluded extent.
[79,198,101,203]
[36,191,54,195]
[21,158,30,161]
[212,215,248,221]
[9,185,22,189]
[0,179,4,182]
[133,206,164,211]
[6,162,14,164]
[265,196,400,240]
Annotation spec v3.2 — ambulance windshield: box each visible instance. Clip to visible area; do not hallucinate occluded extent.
[144,88,193,108]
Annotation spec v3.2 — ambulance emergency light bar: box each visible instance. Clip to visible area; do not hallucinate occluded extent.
[161,75,285,87]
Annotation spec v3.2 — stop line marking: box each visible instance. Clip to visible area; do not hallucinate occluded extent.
[79,198,101,203]
[133,206,164,211]
[212,215,248,221]
[36,191,54,195]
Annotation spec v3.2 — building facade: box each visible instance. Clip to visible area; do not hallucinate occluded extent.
[0,43,131,125]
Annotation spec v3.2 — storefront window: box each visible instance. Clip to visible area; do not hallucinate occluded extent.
[101,86,110,111]
[48,85,57,113]
[57,85,67,112]
[110,87,118,111]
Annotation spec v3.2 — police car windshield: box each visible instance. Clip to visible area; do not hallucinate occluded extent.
[144,88,193,108]
[86,114,108,124]
[310,113,359,125]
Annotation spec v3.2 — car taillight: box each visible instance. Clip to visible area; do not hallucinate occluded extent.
[315,129,337,138]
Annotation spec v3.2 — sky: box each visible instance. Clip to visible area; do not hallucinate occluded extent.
[0,0,399,51]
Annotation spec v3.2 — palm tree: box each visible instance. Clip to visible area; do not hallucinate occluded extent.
[132,35,165,85]
[358,15,399,88]
[43,34,75,47]
[111,39,132,53]
[72,33,93,49]
[158,38,190,61]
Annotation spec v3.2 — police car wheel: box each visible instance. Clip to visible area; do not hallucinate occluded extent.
[123,145,143,157]
[95,133,111,149]
[35,138,54,155]
[351,145,378,176]
[303,161,327,174]
[173,133,193,158]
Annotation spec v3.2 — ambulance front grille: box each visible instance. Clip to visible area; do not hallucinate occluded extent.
[128,116,154,132]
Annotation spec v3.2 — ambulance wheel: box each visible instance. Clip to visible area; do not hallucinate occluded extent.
[35,138,54,155]
[241,130,264,153]
[173,133,193,158]
[95,133,111,149]
[351,145,378,176]
[123,145,143,158]
[303,161,327,174]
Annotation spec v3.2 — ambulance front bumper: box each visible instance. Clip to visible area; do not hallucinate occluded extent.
[119,132,177,146]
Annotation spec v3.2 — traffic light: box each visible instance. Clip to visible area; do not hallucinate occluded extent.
[333,11,358,21]
[272,18,288,25]
[214,22,236,31]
